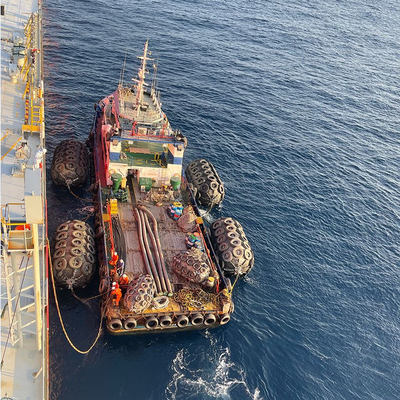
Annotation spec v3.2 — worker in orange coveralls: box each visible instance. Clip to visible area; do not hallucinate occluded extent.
[119,273,129,286]
[111,282,122,307]
[109,251,119,266]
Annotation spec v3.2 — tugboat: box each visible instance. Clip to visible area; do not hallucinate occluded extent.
[85,41,254,334]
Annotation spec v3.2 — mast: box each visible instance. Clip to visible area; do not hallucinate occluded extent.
[134,40,153,108]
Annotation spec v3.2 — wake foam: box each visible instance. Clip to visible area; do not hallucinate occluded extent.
[166,334,262,400]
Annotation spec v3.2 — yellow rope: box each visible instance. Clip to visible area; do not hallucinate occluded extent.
[48,238,103,354]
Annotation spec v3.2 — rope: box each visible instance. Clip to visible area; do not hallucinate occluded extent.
[1,256,30,369]
[48,238,103,354]
[229,273,240,294]
[70,288,107,303]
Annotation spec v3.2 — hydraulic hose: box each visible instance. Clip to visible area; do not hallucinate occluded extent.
[133,208,158,290]
[138,205,173,294]
[142,211,168,294]
[138,209,162,294]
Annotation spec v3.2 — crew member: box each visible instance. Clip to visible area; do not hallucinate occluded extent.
[119,273,129,286]
[109,251,119,266]
[110,282,122,307]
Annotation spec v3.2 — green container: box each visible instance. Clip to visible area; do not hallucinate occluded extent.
[139,177,153,191]
[111,173,122,191]
[170,175,181,191]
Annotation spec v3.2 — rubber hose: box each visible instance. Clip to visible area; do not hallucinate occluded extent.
[133,208,156,288]
[138,205,173,294]
[138,210,162,294]
[142,211,168,294]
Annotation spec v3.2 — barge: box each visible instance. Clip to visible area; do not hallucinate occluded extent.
[87,42,254,334]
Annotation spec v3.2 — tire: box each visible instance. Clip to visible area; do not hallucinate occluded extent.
[70,247,84,256]
[82,262,93,276]
[55,231,68,241]
[72,230,86,239]
[219,242,229,252]
[145,316,159,330]
[176,315,189,328]
[220,314,230,325]
[68,257,83,269]
[55,163,65,173]
[53,248,66,258]
[65,162,75,171]
[53,258,67,270]
[108,318,122,331]
[222,251,233,262]
[73,222,86,230]
[55,240,67,249]
[216,235,227,244]
[215,227,225,237]
[86,252,95,263]
[190,313,204,326]
[204,313,217,326]
[56,222,69,232]
[212,220,223,230]
[71,238,85,247]
[123,318,137,330]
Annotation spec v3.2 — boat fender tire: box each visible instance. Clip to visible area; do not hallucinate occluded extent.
[99,278,109,293]
[145,316,159,330]
[53,248,66,258]
[176,315,189,328]
[55,231,69,241]
[70,247,84,256]
[108,318,123,331]
[82,262,93,276]
[219,314,231,325]
[68,256,83,269]
[159,315,173,328]
[123,317,137,330]
[204,313,217,326]
[190,313,204,326]
[53,257,67,270]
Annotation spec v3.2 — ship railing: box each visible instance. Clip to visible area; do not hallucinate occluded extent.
[1,204,34,252]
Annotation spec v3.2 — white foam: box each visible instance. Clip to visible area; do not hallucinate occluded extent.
[166,335,262,399]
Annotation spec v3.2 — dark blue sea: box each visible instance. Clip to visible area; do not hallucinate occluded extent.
[43,0,400,399]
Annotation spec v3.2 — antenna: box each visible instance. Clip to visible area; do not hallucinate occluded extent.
[152,57,159,93]
[119,50,128,87]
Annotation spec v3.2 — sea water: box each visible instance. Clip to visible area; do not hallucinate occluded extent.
[44,0,400,399]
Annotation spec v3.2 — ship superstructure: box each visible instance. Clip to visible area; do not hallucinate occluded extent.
[1,1,48,398]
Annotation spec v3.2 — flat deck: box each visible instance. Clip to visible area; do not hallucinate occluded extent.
[1,1,47,399]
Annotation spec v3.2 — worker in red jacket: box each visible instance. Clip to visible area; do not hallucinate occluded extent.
[110,282,122,307]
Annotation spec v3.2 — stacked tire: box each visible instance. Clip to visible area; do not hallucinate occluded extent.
[210,217,254,277]
[172,248,210,284]
[51,220,96,288]
[123,274,156,313]
[185,159,224,208]
[51,140,89,187]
